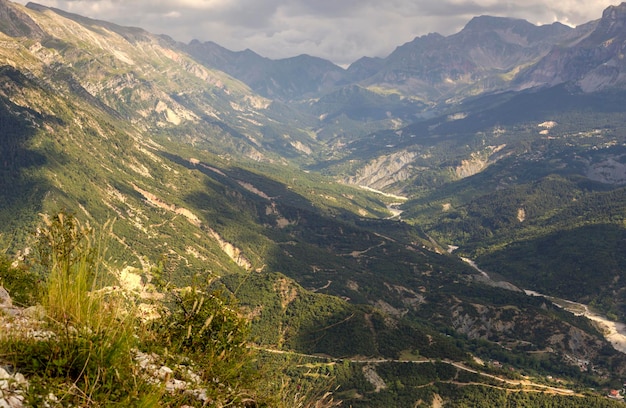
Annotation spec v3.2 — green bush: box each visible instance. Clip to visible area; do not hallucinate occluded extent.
[146,272,261,405]
[0,255,40,306]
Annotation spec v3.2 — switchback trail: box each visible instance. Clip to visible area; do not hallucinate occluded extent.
[254,347,580,396]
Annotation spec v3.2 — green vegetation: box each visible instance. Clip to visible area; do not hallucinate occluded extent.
[406,170,626,319]
[0,212,339,406]
[0,255,40,307]
[3,209,620,405]
[145,273,261,405]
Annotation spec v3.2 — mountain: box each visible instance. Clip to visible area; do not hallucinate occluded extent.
[185,15,581,104]
[15,2,326,165]
[345,56,386,81]
[185,40,347,101]
[181,4,626,106]
[185,15,580,104]
[1,1,626,406]
[516,3,626,91]
[0,0,44,38]
[355,16,574,100]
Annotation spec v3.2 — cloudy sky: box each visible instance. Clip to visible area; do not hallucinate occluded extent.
[15,0,617,66]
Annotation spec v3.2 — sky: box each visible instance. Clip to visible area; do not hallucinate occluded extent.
[14,0,618,66]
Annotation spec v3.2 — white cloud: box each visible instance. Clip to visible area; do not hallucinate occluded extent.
[13,0,617,65]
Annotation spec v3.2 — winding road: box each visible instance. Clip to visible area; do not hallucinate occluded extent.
[255,347,580,396]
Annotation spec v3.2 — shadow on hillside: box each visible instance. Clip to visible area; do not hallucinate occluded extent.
[157,152,511,361]
[159,151,382,279]
[424,85,626,137]
[0,86,49,248]
[476,223,626,312]
[333,86,626,166]
[217,267,467,361]
[160,150,476,293]
[159,150,366,222]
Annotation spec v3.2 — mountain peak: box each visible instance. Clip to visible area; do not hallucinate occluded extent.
[602,2,626,20]
[460,14,571,41]
[514,2,626,92]
[463,15,527,31]
[596,2,626,36]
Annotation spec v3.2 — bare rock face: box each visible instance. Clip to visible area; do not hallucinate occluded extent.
[0,365,28,408]
[585,155,626,185]
[596,3,626,38]
[0,288,29,408]
[361,16,573,99]
[346,150,418,191]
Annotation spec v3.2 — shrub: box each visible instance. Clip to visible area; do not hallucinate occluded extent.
[146,272,260,405]
[0,254,40,306]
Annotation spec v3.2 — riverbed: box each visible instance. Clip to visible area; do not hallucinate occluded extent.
[460,256,626,354]
[525,290,626,354]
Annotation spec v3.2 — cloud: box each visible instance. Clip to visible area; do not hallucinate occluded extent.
[14,0,617,66]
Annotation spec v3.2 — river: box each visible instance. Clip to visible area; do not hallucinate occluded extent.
[459,256,626,354]
[525,290,626,354]
[358,185,407,219]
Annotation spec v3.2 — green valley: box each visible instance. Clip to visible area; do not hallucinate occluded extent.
[1,1,626,406]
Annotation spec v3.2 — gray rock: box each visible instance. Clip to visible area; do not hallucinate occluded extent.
[4,395,23,408]
[0,287,11,308]
[0,367,10,380]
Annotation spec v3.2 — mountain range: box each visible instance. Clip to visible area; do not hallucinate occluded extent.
[1,0,626,406]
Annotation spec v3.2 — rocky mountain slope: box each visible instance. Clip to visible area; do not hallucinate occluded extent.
[185,40,347,101]
[8,1,324,165]
[516,3,626,92]
[186,13,589,102]
[355,16,576,100]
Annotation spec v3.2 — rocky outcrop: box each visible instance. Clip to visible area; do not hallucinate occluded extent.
[0,365,28,408]
[585,155,626,185]
[0,287,28,408]
[346,150,418,191]
[455,154,488,179]
[450,301,607,368]
[451,304,516,340]
[362,365,387,392]
[207,228,253,270]
[0,287,10,308]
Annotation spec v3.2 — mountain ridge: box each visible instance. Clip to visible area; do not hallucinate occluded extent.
[183,11,604,103]
[515,2,626,91]
[0,0,45,38]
